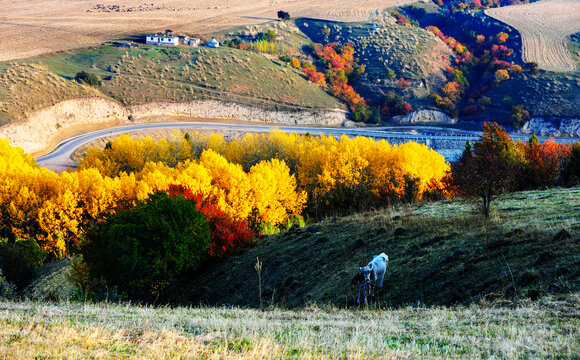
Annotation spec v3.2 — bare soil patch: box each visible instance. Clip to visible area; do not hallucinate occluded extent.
[486,0,580,72]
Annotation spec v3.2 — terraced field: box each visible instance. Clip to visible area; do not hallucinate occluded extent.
[486,0,580,72]
[0,0,417,61]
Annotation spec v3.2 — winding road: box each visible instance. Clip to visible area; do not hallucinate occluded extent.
[35,122,480,171]
[36,121,574,172]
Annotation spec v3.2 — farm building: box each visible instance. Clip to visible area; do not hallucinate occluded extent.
[207,38,220,48]
[188,38,201,47]
[146,34,179,46]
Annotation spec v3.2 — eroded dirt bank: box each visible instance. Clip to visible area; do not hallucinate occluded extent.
[0,97,347,155]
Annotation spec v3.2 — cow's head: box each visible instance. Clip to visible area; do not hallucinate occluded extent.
[359,265,372,283]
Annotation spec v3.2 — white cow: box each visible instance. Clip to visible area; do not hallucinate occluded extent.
[359,252,389,297]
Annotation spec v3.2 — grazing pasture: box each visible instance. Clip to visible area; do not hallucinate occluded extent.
[486,0,580,72]
[0,0,417,61]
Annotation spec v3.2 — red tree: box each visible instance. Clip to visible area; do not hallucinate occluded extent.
[166,184,255,256]
[449,122,524,217]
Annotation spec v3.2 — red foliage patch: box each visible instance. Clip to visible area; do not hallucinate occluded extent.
[166,184,255,257]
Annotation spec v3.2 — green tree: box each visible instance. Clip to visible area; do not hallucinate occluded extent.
[266,30,277,41]
[82,192,209,301]
[277,10,290,21]
[0,237,46,290]
[562,143,580,186]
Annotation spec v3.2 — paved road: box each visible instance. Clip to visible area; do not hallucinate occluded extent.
[35,121,573,171]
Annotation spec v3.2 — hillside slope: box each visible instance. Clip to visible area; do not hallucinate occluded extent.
[0,44,343,126]
[185,187,580,308]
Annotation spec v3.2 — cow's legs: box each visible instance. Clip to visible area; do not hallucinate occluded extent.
[363,283,367,304]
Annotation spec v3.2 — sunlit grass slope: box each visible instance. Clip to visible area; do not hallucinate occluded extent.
[186,187,580,308]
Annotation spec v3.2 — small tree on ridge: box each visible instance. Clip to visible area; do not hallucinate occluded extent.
[449,122,524,217]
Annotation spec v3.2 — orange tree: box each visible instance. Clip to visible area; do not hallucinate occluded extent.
[449,122,524,217]
[520,136,571,189]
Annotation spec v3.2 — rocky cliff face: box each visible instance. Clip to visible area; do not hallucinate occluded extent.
[391,110,457,125]
[129,100,347,125]
[0,97,348,154]
[520,117,580,138]
[0,97,129,154]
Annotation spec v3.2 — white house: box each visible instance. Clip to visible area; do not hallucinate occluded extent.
[207,38,220,48]
[146,34,179,46]
[188,38,201,47]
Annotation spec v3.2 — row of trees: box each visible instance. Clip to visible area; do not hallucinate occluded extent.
[0,138,306,258]
[434,0,531,11]
[2,126,578,301]
[80,131,451,218]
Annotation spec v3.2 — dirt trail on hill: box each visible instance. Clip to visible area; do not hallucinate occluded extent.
[0,97,347,155]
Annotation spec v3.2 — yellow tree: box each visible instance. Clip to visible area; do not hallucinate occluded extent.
[249,159,306,227]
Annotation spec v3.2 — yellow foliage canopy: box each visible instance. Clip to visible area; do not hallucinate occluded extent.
[1,130,450,256]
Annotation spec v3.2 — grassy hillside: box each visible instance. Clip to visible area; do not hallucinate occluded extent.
[0,63,102,125]
[297,17,453,106]
[0,43,342,125]
[1,294,578,359]
[478,32,580,121]
[184,187,579,308]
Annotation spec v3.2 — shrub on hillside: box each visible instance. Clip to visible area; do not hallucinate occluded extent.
[256,30,276,42]
[379,91,412,116]
[561,143,580,186]
[0,269,15,300]
[277,10,290,21]
[74,71,101,86]
[0,237,46,290]
[82,192,210,300]
[510,104,530,129]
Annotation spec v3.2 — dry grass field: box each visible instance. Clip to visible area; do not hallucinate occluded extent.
[1,295,578,359]
[486,0,580,72]
[0,0,418,61]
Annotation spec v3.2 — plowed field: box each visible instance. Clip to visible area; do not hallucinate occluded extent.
[0,0,416,61]
[486,0,580,72]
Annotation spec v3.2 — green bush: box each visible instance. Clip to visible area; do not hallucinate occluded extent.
[562,143,580,186]
[74,71,101,86]
[350,103,381,124]
[256,30,277,42]
[277,10,290,21]
[0,269,15,300]
[0,237,46,290]
[82,192,210,301]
